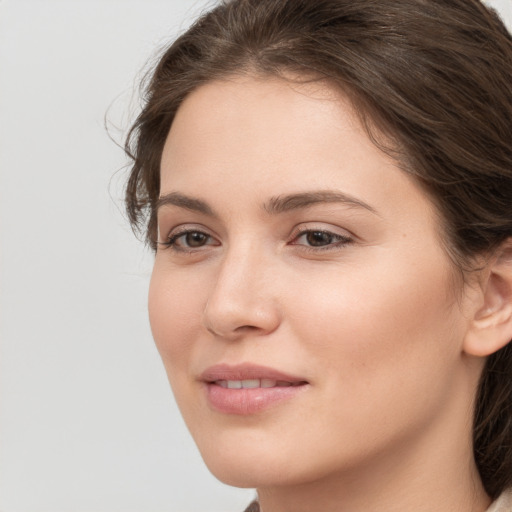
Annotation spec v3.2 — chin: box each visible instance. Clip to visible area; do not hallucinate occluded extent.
[196,432,347,491]
[199,446,273,487]
[206,463,266,488]
[196,436,304,488]
[204,458,298,489]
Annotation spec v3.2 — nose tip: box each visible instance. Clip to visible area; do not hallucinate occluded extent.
[201,256,281,340]
[203,296,281,340]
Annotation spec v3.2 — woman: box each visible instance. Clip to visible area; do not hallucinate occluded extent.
[125,0,512,510]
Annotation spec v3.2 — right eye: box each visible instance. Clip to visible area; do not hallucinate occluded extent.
[160,229,219,252]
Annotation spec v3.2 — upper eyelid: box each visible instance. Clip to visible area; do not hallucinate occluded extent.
[289,229,353,247]
[289,223,355,240]
[168,224,211,235]
[160,228,351,253]
[159,221,356,244]
[169,228,213,240]
[292,229,351,240]
[159,223,217,241]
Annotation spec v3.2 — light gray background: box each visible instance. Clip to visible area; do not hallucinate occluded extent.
[1,1,510,511]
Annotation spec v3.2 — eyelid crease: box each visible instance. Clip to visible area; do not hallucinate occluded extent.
[288,221,355,240]
[288,227,354,251]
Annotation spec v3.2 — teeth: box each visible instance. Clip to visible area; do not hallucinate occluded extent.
[241,379,260,389]
[216,379,291,389]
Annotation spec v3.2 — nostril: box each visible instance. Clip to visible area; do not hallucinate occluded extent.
[235,325,259,332]
[205,324,259,338]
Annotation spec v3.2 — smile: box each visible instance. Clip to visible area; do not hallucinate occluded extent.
[200,364,309,415]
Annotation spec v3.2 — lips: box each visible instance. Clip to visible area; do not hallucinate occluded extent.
[200,363,307,383]
[200,363,309,415]
[216,379,304,389]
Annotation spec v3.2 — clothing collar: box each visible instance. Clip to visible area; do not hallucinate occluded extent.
[244,489,512,512]
[486,488,512,512]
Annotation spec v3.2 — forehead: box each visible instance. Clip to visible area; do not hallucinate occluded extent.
[166,75,353,145]
[158,74,454,267]
[160,75,426,210]
[162,75,381,186]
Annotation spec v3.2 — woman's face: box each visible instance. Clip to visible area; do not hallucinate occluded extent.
[150,76,477,488]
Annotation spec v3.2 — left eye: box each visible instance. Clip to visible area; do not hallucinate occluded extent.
[292,229,352,248]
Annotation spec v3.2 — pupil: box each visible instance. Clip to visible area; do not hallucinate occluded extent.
[186,232,207,247]
[306,231,332,246]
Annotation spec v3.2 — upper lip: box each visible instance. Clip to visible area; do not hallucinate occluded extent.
[200,363,308,383]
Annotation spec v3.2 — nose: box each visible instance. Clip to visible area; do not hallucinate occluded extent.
[202,244,281,340]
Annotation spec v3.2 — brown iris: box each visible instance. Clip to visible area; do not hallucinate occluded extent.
[306,231,335,247]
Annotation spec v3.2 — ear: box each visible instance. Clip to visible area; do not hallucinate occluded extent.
[463,239,512,357]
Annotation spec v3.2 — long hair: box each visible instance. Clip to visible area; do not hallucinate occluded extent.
[125,0,512,498]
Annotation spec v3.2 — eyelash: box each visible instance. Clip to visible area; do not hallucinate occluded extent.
[158,227,353,253]
[290,228,353,252]
[159,228,217,253]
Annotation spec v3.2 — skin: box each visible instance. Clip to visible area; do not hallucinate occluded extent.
[150,75,492,512]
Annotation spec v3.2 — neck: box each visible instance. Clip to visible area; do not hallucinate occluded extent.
[258,455,488,512]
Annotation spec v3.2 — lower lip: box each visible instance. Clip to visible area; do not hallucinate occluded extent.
[205,383,308,415]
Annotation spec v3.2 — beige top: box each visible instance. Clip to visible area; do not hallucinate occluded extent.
[244,489,512,512]
[487,489,512,512]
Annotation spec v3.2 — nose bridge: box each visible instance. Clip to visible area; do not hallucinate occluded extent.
[203,238,280,338]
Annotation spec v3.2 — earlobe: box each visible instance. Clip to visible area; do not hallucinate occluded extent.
[464,239,512,358]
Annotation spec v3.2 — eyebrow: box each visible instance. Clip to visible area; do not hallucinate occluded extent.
[156,190,378,217]
[264,190,379,216]
[156,192,216,217]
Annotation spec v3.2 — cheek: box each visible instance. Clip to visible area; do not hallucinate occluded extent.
[291,252,463,400]
[265,254,467,473]
[148,265,205,376]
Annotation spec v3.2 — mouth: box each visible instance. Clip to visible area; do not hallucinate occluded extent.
[200,363,309,415]
[214,379,306,389]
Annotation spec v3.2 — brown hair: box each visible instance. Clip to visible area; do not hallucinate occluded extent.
[125,0,512,499]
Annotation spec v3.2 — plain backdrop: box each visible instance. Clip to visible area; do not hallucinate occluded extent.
[0,1,510,511]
